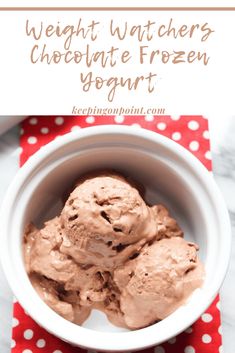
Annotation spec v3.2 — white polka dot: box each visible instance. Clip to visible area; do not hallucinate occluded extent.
[154,346,165,353]
[218,325,222,335]
[185,327,193,333]
[203,130,209,139]
[184,346,195,353]
[23,350,33,353]
[216,301,221,310]
[114,115,124,123]
[168,337,176,344]
[24,329,34,340]
[219,345,223,353]
[11,339,16,348]
[71,125,81,132]
[27,136,37,144]
[189,141,199,151]
[157,122,166,130]
[55,117,64,125]
[145,115,154,122]
[171,116,180,120]
[36,339,46,348]
[201,313,213,323]
[172,132,181,141]
[29,117,38,125]
[202,334,212,343]
[53,351,63,353]
[20,128,24,135]
[131,123,142,128]
[41,127,49,134]
[205,151,211,160]
[188,120,199,130]
[86,116,95,124]
[12,317,19,327]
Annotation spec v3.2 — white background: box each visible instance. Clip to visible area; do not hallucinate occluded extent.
[0,10,235,116]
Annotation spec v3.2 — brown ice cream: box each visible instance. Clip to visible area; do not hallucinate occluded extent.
[23,172,204,330]
[60,173,158,268]
[30,273,91,324]
[114,237,203,329]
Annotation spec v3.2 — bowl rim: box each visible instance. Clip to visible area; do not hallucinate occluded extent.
[0,125,231,351]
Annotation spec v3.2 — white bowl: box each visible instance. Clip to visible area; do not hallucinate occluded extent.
[0,125,231,351]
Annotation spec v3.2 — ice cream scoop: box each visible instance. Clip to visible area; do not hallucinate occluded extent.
[24,218,113,307]
[114,237,204,329]
[30,273,91,325]
[60,173,158,268]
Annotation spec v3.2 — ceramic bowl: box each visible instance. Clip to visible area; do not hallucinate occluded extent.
[0,125,231,351]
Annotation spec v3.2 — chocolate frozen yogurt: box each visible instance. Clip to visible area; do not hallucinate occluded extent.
[23,172,204,329]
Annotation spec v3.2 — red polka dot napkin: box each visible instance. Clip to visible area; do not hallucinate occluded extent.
[12,116,222,353]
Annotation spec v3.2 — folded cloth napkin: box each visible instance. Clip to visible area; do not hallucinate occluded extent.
[11,116,222,353]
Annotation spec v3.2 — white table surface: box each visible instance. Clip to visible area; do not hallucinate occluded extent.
[0,118,234,353]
